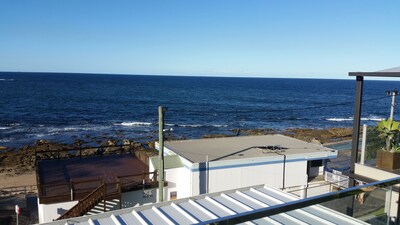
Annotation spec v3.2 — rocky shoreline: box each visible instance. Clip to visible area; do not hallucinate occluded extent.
[0,127,353,187]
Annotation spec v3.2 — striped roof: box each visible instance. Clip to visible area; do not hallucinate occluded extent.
[39,185,366,225]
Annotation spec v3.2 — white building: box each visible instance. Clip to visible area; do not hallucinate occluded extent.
[151,134,337,201]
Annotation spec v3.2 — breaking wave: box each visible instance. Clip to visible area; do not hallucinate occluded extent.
[116,122,153,126]
[326,116,383,122]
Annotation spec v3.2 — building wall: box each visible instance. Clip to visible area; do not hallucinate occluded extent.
[121,188,157,208]
[164,167,192,200]
[284,160,308,187]
[190,160,308,195]
[38,200,78,223]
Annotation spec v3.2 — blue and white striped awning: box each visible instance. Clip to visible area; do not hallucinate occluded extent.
[39,185,367,225]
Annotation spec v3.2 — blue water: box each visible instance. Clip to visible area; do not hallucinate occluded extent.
[0,72,399,148]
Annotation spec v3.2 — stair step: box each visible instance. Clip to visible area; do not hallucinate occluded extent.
[85,198,121,216]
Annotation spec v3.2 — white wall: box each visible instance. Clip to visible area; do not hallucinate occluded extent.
[121,188,157,208]
[164,167,191,200]
[203,160,308,195]
[38,200,78,223]
[285,161,308,187]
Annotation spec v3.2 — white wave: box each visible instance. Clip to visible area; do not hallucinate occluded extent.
[326,117,353,122]
[47,125,109,133]
[116,122,153,126]
[361,116,384,122]
[173,124,228,128]
[179,124,203,128]
[0,138,11,143]
[0,127,11,130]
[0,78,14,81]
[326,116,383,122]
[212,124,229,128]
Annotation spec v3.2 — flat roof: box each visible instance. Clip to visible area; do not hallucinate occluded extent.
[349,66,400,77]
[150,155,183,170]
[40,184,367,225]
[163,134,336,163]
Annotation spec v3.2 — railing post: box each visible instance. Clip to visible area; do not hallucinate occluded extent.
[70,181,74,201]
[103,183,106,212]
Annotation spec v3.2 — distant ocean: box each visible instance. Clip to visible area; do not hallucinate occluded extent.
[0,72,398,148]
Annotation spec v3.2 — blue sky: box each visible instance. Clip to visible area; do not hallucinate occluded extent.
[0,1,399,79]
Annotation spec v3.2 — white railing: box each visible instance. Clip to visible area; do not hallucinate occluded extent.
[325,170,349,188]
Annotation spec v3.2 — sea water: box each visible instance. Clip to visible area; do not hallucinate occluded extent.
[0,72,398,148]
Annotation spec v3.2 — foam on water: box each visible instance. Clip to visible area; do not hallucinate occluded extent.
[326,116,383,122]
[116,122,153,126]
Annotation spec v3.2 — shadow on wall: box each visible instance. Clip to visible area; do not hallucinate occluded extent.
[199,162,207,194]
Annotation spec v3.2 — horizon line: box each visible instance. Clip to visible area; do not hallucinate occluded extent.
[0,70,355,80]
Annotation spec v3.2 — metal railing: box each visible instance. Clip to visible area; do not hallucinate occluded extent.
[206,176,400,225]
[325,169,349,189]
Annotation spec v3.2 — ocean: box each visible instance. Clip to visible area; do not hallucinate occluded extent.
[0,72,398,148]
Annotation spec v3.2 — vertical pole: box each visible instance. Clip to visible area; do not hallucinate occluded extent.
[158,106,165,202]
[360,124,367,165]
[390,92,396,120]
[349,76,364,184]
[397,185,400,224]
[348,75,363,217]
[206,155,209,194]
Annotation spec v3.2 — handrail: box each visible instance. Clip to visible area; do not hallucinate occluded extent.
[57,183,106,220]
[117,171,156,179]
[205,176,400,225]
[39,172,156,204]
[35,143,136,162]
[0,184,37,196]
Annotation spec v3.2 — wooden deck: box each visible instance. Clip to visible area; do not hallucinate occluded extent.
[37,154,154,204]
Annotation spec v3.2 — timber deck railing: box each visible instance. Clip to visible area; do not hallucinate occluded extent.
[55,171,159,220]
[57,183,106,220]
[34,144,134,163]
[38,171,158,204]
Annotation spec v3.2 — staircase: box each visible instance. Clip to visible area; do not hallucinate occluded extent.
[86,199,120,215]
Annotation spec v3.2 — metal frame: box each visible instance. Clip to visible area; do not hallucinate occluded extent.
[210,176,400,225]
[348,67,400,222]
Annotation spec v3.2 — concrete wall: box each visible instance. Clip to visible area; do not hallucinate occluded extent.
[163,167,191,200]
[191,160,308,195]
[38,200,78,223]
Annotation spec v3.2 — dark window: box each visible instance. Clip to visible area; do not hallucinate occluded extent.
[310,160,323,167]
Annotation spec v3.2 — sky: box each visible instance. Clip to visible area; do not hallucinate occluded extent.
[0,1,399,79]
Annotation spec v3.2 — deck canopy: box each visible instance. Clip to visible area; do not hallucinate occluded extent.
[349,66,400,77]
[349,66,400,184]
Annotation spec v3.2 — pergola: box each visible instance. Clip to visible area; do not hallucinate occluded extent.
[349,66,400,182]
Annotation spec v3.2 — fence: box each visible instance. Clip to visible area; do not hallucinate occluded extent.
[0,185,37,197]
[325,169,349,189]
[38,171,158,204]
[34,143,137,163]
